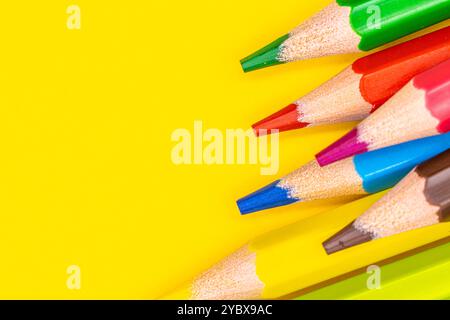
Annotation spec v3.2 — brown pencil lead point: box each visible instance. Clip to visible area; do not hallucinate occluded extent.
[323,222,374,255]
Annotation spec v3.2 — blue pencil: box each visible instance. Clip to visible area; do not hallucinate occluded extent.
[237,133,450,215]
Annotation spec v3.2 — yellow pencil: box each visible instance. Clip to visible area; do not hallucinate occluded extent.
[163,193,450,300]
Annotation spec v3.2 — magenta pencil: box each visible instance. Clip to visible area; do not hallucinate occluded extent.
[316,59,450,167]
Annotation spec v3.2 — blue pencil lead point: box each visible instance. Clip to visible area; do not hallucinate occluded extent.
[237,180,299,215]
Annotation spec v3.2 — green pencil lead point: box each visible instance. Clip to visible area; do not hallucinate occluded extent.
[240,34,289,73]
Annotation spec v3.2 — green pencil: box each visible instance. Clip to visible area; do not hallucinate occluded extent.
[241,0,450,72]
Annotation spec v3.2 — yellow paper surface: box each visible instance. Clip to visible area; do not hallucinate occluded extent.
[0,1,447,298]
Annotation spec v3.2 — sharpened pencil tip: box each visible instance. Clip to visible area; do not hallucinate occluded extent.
[237,180,298,214]
[323,223,374,255]
[253,103,310,136]
[316,128,369,166]
[240,34,289,72]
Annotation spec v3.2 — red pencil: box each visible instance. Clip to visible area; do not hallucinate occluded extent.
[316,58,450,167]
[253,27,450,136]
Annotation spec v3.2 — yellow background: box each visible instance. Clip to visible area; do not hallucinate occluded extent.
[0,1,446,299]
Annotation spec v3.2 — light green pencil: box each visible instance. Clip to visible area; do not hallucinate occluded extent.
[296,241,450,300]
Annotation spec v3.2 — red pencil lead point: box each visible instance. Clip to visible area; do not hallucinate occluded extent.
[252,104,309,137]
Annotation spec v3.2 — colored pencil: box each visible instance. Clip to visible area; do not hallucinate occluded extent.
[297,241,450,300]
[253,27,450,136]
[163,193,450,300]
[323,150,450,255]
[316,58,450,167]
[237,133,450,215]
[240,0,450,72]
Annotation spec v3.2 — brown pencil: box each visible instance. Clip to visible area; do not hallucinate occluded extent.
[323,149,450,255]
